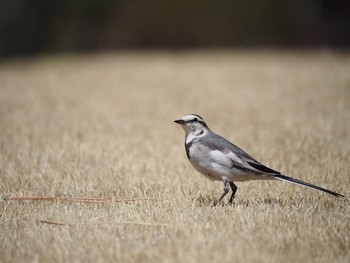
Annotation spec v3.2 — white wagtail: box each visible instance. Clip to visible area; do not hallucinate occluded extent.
[174,114,344,204]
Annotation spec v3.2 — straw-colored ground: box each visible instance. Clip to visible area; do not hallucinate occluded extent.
[0,51,349,263]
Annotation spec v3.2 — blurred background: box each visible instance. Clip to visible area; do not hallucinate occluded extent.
[1,0,349,59]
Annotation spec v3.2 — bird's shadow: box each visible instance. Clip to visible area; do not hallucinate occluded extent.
[194,193,347,208]
[237,197,285,207]
[194,195,286,208]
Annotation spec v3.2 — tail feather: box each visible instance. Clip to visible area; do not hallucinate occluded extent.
[271,174,344,197]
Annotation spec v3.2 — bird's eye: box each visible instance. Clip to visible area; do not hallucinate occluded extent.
[194,118,198,122]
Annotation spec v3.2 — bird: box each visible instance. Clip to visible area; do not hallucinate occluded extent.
[174,114,344,204]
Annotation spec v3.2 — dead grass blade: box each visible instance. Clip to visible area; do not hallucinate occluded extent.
[40,220,66,226]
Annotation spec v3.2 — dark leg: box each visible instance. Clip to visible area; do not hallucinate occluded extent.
[215,179,230,205]
[229,182,238,204]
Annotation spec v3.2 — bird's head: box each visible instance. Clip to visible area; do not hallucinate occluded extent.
[174,114,209,136]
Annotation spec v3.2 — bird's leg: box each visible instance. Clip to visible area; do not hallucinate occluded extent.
[229,182,238,204]
[214,179,230,205]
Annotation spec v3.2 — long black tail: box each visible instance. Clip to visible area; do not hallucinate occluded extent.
[271,174,344,197]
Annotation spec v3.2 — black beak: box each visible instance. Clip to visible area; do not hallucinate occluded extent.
[174,119,185,124]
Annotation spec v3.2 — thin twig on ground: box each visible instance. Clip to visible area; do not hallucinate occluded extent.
[3,196,162,204]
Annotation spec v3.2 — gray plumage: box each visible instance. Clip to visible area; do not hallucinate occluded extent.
[174,114,344,205]
[196,131,279,175]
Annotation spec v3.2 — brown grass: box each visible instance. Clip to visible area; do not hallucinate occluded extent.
[0,50,349,263]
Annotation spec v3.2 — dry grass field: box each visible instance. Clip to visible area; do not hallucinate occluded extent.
[0,50,349,263]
